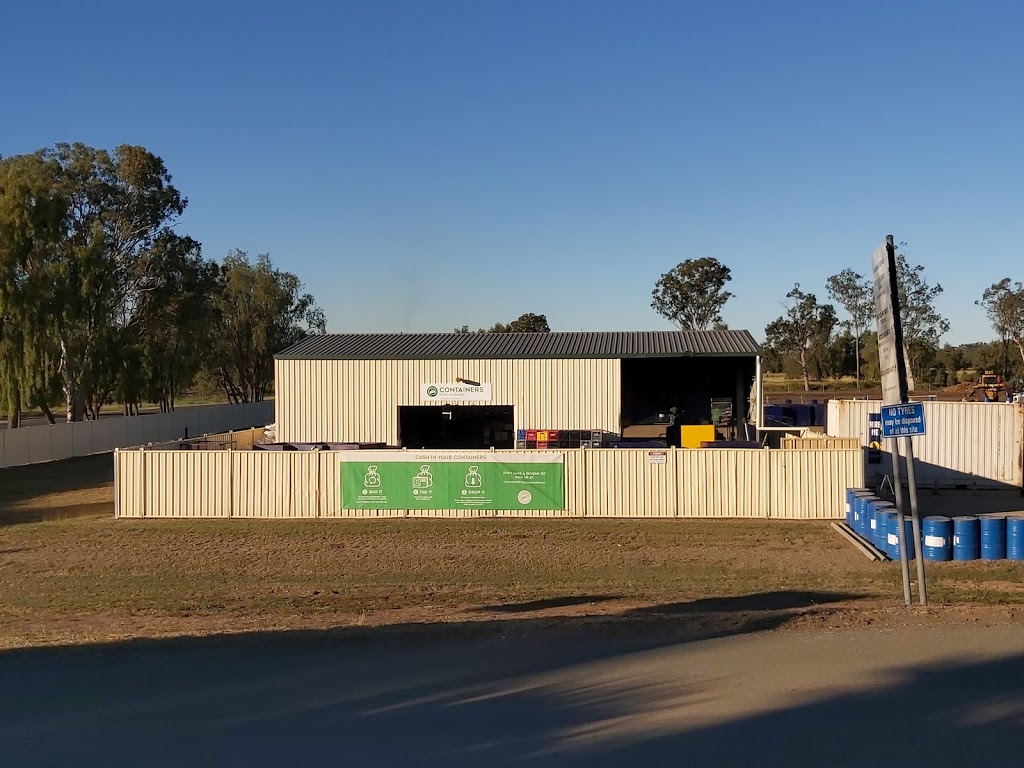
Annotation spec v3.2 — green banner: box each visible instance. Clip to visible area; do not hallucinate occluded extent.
[340,452,564,511]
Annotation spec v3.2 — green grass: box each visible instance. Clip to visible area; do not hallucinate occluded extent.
[3,456,1024,649]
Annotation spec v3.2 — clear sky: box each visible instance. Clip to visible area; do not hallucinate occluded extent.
[3,0,1021,343]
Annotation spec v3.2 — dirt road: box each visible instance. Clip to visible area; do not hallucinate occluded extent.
[1,620,1021,767]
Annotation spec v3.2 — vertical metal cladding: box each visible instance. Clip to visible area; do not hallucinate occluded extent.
[584,449,674,517]
[116,446,863,520]
[232,451,318,518]
[274,357,620,444]
[115,450,145,518]
[770,449,865,520]
[678,449,769,517]
[827,400,1024,488]
[511,358,621,436]
[145,451,232,518]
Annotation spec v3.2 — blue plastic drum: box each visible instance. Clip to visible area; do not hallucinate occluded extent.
[849,493,865,534]
[870,501,894,550]
[953,517,980,561]
[855,494,875,538]
[922,516,953,561]
[1007,517,1024,561]
[846,488,867,527]
[899,516,916,560]
[884,512,916,560]
[980,516,1007,560]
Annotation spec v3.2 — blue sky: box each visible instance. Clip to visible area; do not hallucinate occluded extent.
[3,0,1022,342]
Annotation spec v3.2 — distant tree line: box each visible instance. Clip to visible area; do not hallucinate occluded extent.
[650,248,1024,392]
[0,143,324,427]
[454,313,551,334]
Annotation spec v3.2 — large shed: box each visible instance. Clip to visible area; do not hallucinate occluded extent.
[273,330,761,447]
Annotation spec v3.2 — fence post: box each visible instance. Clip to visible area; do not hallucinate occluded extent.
[672,447,679,518]
[316,452,322,519]
[765,446,773,519]
[140,446,147,519]
[580,445,588,518]
[113,448,120,518]
[228,447,234,519]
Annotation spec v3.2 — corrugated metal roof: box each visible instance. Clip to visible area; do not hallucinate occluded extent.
[275,331,761,360]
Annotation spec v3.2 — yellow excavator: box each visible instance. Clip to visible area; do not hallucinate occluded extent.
[965,371,1010,402]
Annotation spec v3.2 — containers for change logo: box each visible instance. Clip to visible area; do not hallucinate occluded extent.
[426,386,438,398]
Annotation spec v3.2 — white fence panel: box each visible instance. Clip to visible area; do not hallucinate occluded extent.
[770,448,862,520]
[232,451,318,518]
[1,402,276,468]
[112,444,860,521]
[145,451,231,518]
[51,423,74,461]
[72,422,93,457]
[110,419,129,452]
[828,400,1024,489]
[28,428,51,464]
[3,429,29,468]
[115,450,144,518]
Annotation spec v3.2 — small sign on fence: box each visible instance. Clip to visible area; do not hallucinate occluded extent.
[868,412,882,463]
[880,402,926,438]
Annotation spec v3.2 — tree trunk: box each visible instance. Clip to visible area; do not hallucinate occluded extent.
[800,351,810,392]
[855,335,861,391]
[64,380,87,423]
[7,388,21,428]
[38,401,56,425]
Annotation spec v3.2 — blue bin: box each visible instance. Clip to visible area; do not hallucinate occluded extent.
[846,488,867,527]
[953,517,980,561]
[857,494,878,538]
[1007,517,1024,561]
[852,493,873,537]
[869,501,893,550]
[884,512,916,560]
[922,516,953,561]
[980,517,1007,560]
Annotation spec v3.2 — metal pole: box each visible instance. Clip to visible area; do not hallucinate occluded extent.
[889,436,912,606]
[902,436,928,605]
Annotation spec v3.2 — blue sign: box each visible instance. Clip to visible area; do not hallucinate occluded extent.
[880,402,926,438]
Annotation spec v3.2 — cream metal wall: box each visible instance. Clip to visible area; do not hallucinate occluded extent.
[274,357,620,444]
[115,446,863,520]
[827,400,1024,488]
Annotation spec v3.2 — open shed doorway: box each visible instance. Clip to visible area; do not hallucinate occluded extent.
[398,406,515,449]
[620,357,756,440]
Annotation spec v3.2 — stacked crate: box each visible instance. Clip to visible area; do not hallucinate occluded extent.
[516,429,606,449]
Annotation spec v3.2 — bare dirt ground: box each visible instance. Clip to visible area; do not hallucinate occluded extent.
[2,456,1023,651]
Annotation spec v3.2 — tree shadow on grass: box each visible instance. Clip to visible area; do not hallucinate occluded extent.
[0,454,112,504]
[0,500,112,526]
[470,595,625,613]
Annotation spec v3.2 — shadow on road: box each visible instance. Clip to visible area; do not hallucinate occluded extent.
[0,589,946,767]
